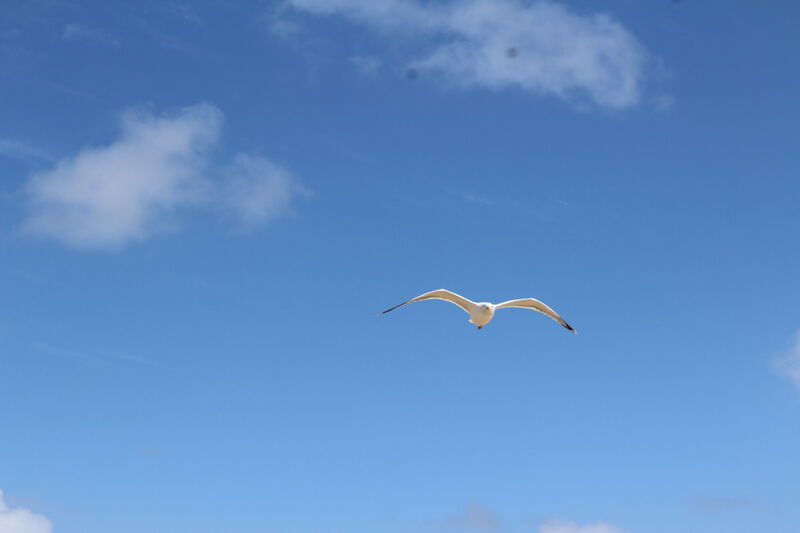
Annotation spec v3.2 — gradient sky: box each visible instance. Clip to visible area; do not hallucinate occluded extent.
[2,1,800,533]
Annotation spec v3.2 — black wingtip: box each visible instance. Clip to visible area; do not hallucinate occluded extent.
[378,302,406,316]
[564,323,577,334]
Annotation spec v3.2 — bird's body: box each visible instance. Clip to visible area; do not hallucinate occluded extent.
[469,303,495,328]
[379,289,575,332]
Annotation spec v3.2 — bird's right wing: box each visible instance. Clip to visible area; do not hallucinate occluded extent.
[379,289,477,316]
[494,298,576,333]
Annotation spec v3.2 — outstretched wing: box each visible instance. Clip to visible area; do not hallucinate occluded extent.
[494,298,576,333]
[379,289,477,316]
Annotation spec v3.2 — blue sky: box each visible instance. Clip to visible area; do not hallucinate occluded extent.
[1,1,800,532]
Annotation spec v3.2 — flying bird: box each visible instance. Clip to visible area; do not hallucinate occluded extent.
[379,289,576,332]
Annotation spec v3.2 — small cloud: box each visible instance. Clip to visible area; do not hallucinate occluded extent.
[539,519,629,533]
[270,18,301,39]
[23,103,221,248]
[654,93,676,111]
[158,3,203,26]
[692,494,752,514]
[265,4,302,40]
[444,501,503,532]
[21,103,305,249]
[221,153,307,229]
[349,55,382,77]
[772,331,800,390]
[62,24,118,45]
[0,490,52,533]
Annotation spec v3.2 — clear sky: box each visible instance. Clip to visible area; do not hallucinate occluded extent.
[1,1,799,533]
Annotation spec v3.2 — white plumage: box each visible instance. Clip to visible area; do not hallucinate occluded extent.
[379,289,575,332]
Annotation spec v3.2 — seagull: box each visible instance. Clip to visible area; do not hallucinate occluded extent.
[379,289,576,332]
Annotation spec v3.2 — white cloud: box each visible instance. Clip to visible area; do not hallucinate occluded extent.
[773,331,800,390]
[444,501,502,532]
[22,104,303,249]
[539,519,629,533]
[288,0,648,108]
[23,103,220,248]
[221,153,305,229]
[0,490,52,533]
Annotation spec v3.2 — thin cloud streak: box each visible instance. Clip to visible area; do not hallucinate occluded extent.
[61,24,119,45]
[33,342,171,370]
[0,139,54,162]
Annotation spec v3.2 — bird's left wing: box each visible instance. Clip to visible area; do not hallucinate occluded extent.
[494,298,576,333]
[379,289,477,316]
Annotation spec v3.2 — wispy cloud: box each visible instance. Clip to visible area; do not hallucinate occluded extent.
[0,490,52,533]
[446,188,496,206]
[110,351,172,370]
[288,0,649,108]
[21,103,304,249]
[265,3,303,40]
[0,139,53,162]
[221,153,308,229]
[772,331,800,390]
[34,342,97,364]
[33,342,169,370]
[61,24,118,45]
[444,501,503,532]
[151,2,204,27]
[539,519,629,533]
[443,187,575,223]
[268,16,302,40]
[349,55,382,77]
